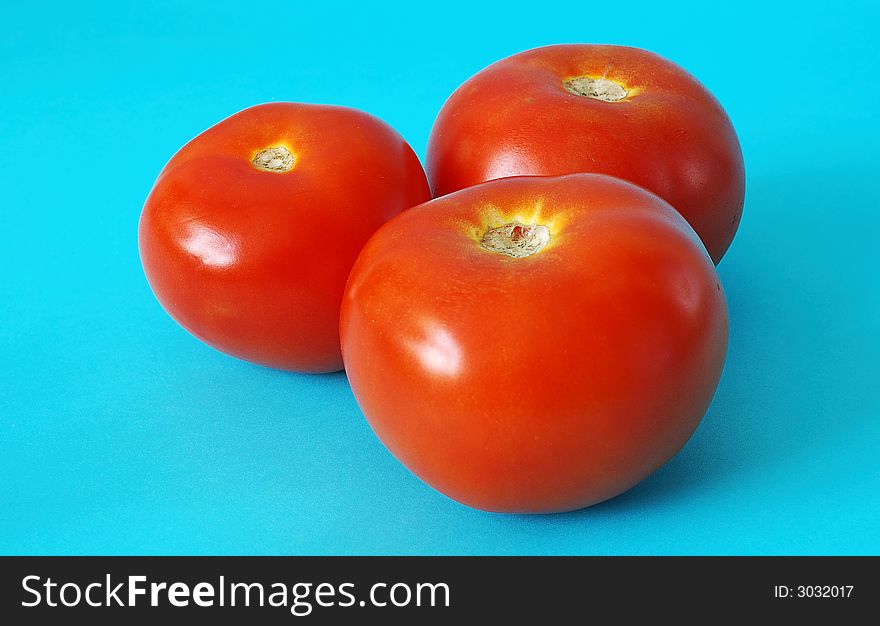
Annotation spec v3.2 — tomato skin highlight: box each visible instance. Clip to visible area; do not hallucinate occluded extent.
[426,44,745,264]
[139,102,431,372]
[340,174,728,513]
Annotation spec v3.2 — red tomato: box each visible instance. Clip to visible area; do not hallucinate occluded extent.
[139,103,431,372]
[341,174,728,512]
[427,44,745,263]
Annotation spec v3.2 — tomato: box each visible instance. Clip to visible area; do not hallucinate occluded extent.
[427,44,745,263]
[139,102,431,372]
[340,174,728,512]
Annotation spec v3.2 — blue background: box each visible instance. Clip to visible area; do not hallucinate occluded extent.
[2,1,878,555]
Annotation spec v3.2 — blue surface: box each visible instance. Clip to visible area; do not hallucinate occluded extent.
[2,1,878,555]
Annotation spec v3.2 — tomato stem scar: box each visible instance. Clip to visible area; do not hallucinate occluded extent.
[480,222,550,258]
[564,76,628,102]
[251,145,295,172]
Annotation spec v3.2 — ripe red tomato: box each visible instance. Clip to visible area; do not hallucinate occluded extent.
[340,174,728,512]
[139,103,431,372]
[427,44,745,263]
